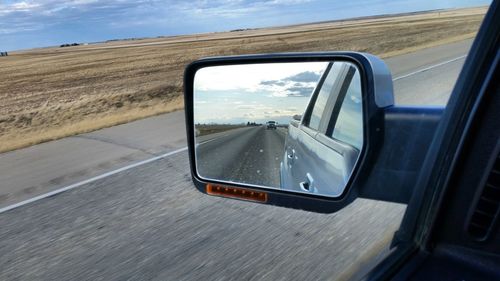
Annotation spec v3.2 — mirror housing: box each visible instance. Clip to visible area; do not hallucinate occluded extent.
[184,52,394,213]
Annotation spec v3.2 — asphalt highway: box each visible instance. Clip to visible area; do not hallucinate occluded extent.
[197,127,286,187]
[0,39,472,280]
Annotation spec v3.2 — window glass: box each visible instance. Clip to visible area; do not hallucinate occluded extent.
[0,1,490,281]
[331,69,363,149]
[308,63,343,130]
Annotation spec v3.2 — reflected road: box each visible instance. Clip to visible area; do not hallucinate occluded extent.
[197,126,286,187]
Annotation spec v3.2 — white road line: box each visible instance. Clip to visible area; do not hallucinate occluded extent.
[392,55,467,81]
[197,127,253,145]
[0,54,469,214]
[0,147,187,214]
[198,132,233,145]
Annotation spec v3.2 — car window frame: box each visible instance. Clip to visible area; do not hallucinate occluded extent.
[364,2,499,279]
[304,63,341,131]
[302,62,354,134]
[301,62,331,128]
[327,65,364,150]
[302,61,362,152]
[324,64,357,136]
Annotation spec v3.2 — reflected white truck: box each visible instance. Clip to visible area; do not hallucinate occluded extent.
[280,62,363,197]
[266,121,277,130]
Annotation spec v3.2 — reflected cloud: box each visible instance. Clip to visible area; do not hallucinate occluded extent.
[286,86,316,97]
[258,70,321,97]
[261,80,286,86]
[194,62,328,124]
[284,71,321,83]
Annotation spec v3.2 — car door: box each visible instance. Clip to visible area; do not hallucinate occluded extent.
[281,61,362,196]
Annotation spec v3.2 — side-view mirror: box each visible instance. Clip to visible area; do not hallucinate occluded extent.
[184,52,442,213]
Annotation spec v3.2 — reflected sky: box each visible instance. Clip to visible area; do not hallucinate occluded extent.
[194,62,328,125]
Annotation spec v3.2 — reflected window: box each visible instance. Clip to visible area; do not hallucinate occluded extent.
[330,69,363,149]
[307,63,343,131]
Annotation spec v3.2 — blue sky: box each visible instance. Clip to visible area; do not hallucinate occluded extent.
[0,0,491,51]
[194,62,328,124]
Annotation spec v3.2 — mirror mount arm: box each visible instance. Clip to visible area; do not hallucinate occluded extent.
[357,106,444,204]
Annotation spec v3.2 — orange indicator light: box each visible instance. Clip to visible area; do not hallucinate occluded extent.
[206,184,268,203]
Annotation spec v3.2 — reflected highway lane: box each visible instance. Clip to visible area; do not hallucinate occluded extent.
[197,126,286,187]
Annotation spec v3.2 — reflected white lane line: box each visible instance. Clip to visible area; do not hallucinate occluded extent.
[198,134,229,145]
[392,55,467,81]
[0,147,188,214]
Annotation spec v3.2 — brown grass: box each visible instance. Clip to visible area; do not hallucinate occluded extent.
[0,7,487,153]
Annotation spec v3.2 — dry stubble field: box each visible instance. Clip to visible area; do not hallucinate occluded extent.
[0,7,487,153]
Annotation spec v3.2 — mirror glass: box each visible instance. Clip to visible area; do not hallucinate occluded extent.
[193,61,363,198]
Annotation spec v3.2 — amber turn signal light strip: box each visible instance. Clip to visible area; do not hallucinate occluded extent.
[206,184,268,203]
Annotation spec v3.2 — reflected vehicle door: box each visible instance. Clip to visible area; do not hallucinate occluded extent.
[281,61,363,197]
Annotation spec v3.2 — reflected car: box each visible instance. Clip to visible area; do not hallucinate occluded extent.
[280,61,362,197]
[266,121,277,130]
